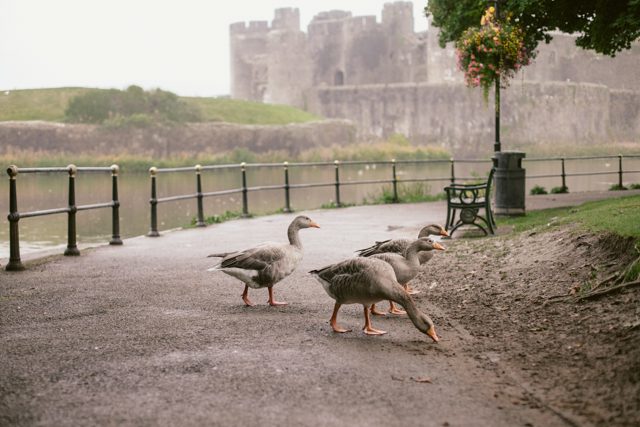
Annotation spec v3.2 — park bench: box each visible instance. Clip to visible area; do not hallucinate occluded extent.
[444,167,496,237]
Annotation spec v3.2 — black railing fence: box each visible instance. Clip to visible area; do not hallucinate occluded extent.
[145,155,640,237]
[5,154,640,270]
[5,164,122,271]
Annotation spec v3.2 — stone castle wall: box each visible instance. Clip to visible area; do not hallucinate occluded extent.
[229,2,640,153]
[0,120,356,158]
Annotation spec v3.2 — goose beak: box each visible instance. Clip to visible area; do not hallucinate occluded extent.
[440,228,450,237]
[434,242,445,251]
[426,326,439,342]
[310,221,321,228]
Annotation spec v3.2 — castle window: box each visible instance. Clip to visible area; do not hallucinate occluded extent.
[334,70,344,86]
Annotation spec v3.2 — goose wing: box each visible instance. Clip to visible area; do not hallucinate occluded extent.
[356,238,412,257]
[216,242,288,271]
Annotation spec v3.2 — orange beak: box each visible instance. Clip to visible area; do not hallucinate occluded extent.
[426,326,439,343]
[311,221,321,228]
[434,242,445,251]
[440,228,450,237]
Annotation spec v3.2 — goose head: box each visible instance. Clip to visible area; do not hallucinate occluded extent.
[412,237,446,252]
[292,215,321,229]
[413,311,439,342]
[418,224,449,238]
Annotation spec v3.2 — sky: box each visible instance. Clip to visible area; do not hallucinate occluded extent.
[1,0,430,98]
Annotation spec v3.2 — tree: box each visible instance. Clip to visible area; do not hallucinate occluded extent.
[425,0,640,57]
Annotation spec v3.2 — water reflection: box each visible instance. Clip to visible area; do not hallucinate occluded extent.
[1,158,639,258]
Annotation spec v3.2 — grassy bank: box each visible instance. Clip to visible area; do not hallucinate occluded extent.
[0,88,321,125]
[497,194,640,244]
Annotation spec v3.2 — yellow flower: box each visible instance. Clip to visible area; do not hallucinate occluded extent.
[507,17,511,21]
[489,6,495,13]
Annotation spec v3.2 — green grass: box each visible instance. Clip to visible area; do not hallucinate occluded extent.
[497,194,640,242]
[182,97,322,125]
[0,87,95,122]
[0,88,321,125]
[363,182,447,205]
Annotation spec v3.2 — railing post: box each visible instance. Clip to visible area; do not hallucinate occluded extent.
[561,157,566,191]
[618,154,624,190]
[334,160,342,208]
[241,162,251,218]
[148,167,160,237]
[195,164,206,227]
[6,165,25,271]
[392,159,399,203]
[109,165,123,245]
[283,161,292,213]
[450,158,455,184]
[64,165,80,256]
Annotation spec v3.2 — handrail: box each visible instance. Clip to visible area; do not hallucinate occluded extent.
[5,164,122,271]
[146,153,639,235]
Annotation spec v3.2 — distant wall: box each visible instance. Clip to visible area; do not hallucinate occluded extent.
[0,120,357,157]
[310,81,640,156]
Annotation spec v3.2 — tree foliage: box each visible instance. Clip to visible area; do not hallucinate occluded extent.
[64,85,202,126]
[425,0,640,57]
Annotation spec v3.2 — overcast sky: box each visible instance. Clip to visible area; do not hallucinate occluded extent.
[1,0,430,97]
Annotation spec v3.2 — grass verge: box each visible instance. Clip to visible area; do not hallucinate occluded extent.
[496,194,640,243]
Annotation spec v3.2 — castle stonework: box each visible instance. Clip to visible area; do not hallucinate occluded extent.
[230,2,640,154]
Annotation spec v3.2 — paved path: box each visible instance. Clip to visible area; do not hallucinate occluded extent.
[1,190,637,426]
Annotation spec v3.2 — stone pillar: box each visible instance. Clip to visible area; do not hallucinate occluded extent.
[492,151,526,217]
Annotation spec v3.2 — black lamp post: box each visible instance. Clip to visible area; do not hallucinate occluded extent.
[488,0,501,153]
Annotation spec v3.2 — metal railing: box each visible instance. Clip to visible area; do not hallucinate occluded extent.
[145,158,514,235]
[146,154,640,235]
[5,164,122,271]
[524,154,640,190]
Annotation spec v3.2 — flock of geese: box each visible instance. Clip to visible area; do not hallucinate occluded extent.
[208,215,449,343]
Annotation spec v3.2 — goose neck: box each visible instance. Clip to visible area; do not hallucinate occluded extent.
[288,223,302,248]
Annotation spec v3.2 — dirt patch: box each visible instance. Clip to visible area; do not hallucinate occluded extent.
[416,225,640,426]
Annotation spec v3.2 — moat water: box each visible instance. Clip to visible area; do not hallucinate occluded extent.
[2,158,639,259]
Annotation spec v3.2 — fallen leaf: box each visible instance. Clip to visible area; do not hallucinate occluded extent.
[194,283,198,286]
[413,377,432,383]
[495,306,510,311]
[391,376,405,381]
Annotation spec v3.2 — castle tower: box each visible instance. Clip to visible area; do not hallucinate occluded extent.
[267,8,312,109]
[230,21,270,102]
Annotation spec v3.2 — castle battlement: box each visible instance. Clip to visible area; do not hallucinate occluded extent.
[229,20,270,36]
[272,7,300,31]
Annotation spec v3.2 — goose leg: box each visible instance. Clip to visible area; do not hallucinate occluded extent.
[362,306,387,336]
[370,303,387,316]
[242,285,257,306]
[330,303,351,333]
[267,287,287,306]
[388,301,406,315]
[404,284,421,295]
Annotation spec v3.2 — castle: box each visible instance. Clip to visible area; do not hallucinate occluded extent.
[230,2,640,154]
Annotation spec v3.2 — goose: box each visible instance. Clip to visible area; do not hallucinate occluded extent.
[208,215,320,306]
[369,237,445,315]
[309,257,439,341]
[355,223,449,293]
[356,223,449,264]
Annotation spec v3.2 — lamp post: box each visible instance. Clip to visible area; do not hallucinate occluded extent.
[489,0,501,153]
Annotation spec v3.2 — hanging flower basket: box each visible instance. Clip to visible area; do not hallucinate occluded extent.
[456,7,538,105]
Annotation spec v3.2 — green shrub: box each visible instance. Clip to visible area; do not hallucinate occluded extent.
[551,186,569,194]
[609,184,628,191]
[530,185,548,195]
[64,89,120,123]
[64,85,202,126]
[630,183,640,190]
